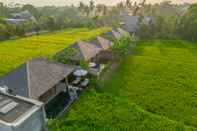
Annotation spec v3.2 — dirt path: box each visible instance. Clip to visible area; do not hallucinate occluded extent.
[99,60,121,83]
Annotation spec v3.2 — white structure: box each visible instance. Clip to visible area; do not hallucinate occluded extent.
[0,93,46,131]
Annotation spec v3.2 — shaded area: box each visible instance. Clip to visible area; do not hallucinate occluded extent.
[45,92,70,119]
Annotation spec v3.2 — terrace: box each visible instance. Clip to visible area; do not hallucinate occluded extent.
[0,93,45,131]
[0,93,34,123]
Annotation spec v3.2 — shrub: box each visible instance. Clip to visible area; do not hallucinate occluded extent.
[112,36,135,56]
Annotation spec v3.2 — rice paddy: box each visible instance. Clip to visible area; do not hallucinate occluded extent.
[0,27,110,76]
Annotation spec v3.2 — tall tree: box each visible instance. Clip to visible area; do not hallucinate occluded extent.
[178,4,197,41]
[79,1,85,11]
[89,0,95,11]
[22,4,39,18]
[116,2,124,10]
[126,0,132,9]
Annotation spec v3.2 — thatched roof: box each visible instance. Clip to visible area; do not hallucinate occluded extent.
[117,28,130,37]
[4,19,25,25]
[69,41,102,61]
[111,29,122,40]
[12,10,35,20]
[101,30,122,41]
[90,36,113,50]
[0,58,75,100]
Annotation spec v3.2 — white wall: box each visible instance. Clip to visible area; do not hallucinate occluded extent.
[0,123,12,131]
[0,107,45,131]
[12,107,45,131]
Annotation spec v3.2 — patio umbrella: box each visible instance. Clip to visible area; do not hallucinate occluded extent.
[89,62,96,68]
[73,69,88,77]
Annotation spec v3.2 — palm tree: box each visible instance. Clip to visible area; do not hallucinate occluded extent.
[96,4,104,15]
[78,1,89,17]
[89,0,95,11]
[79,1,85,12]
[126,0,132,9]
[116,2,124,10]
[102,5,108,15]
[84,5,90,17]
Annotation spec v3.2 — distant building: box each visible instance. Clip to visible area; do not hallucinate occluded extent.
[0,93,45,131]
[3,19,26,25]
[121,11,155,34]
[121,12,140,33]
[11,10,36,21]
[4,10,37,26]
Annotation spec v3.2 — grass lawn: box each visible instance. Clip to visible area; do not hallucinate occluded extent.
[49,40,197,130]
[48,90,196,131]
[0,27,110,76]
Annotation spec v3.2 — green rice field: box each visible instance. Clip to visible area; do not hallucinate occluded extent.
[0,27,110,76]
[49,40,197,131]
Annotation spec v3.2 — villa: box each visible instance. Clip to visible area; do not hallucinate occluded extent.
[0,58,75,103]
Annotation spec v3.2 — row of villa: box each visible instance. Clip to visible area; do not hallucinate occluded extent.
[0,28,130,131]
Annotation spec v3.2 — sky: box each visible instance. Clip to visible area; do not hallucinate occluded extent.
[0,0,197,7]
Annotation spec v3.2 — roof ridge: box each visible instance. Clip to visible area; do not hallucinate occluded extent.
[77,41,87,60]
[26,62,31,98]
[97,36,112,50]
[77,41,101,60]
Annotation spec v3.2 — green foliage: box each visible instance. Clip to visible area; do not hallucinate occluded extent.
[53,48,78,64]
[22,4,39,18]
[79,60,89,70]
[112,36,135,56]
[104,40,197,127]
[139,15,178,39]
[45,17,56,31]
[0,2,120,40]
[138,3,197,41]
[0,27,110,76]
[0,2,9,18]
[0,24,10,39]
[53,47,89,69]
[177,4,197,42]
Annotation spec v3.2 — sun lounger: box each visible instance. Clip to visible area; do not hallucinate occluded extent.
[80,79,90,88]
[72,77,81,85]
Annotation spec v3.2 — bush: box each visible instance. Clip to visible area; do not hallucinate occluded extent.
[112,36,135,56]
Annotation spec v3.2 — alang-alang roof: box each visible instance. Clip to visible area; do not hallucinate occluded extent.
[69,41,102,61]
[90,36,113,50]
[0,58,75,100]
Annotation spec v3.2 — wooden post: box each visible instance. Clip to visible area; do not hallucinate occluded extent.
[65,77,69,94]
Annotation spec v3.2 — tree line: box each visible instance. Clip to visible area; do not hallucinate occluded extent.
[0,1,121,40]
[137,1,197,42]
[0,0,197,42]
